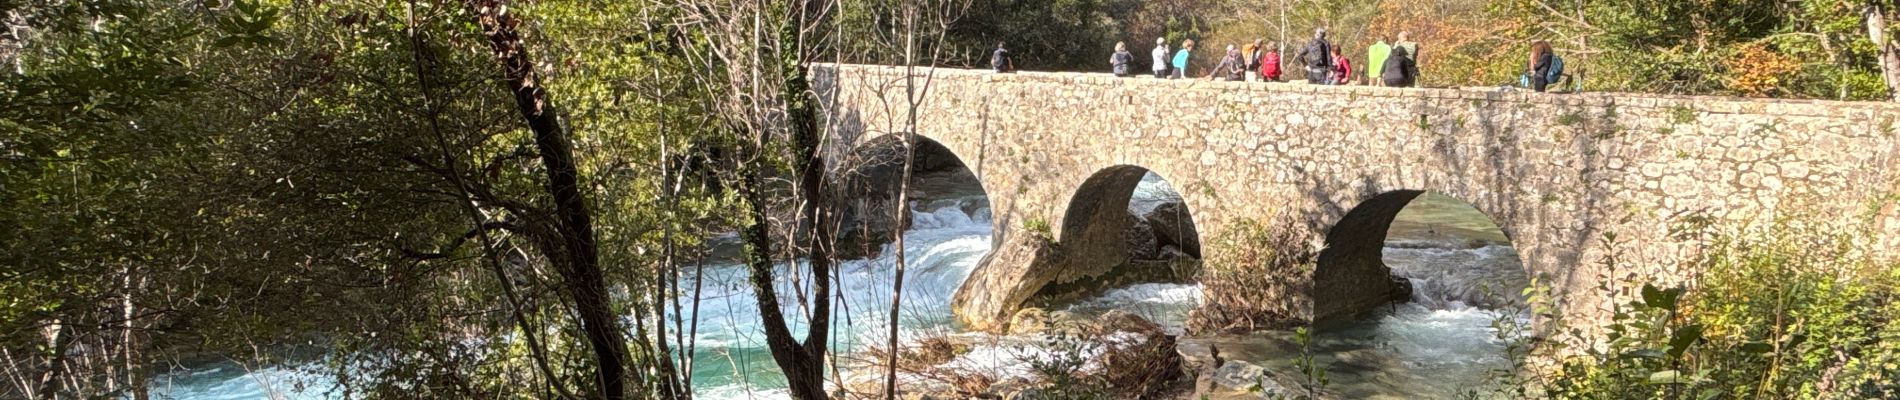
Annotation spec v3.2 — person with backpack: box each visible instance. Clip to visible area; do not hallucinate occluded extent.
[1259,43,1282,82]
[1381,45,1418,87]
[1529,40,1554,92]
[1394,31,1420,78]
[1298,28,1332,84]
[992,42,1015,73]
[1152,37,1170,78]
[1172,39,1195,79]
[1329,45,1352,85]
[1242,39,1264,82]
[1368,36,1392,87]
[1209,44,1243,81]
[1110,41,1134,77]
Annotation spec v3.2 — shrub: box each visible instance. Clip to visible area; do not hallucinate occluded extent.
[1508,221,1900,399]
[1187,216,1318,335]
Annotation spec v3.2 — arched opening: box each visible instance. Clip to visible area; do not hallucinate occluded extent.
[832,134,990,259]
[1037,165,1203,329]
[1293,190,1531,397]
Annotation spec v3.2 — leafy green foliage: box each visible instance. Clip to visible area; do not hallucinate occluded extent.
[1510,222,1900,399]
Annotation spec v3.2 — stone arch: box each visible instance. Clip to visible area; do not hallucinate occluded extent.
[1030,165,1203,306]
[832,133,991,259]
[1313,189,1531,320]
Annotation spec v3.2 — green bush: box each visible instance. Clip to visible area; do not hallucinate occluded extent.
[1509,223,1900,399]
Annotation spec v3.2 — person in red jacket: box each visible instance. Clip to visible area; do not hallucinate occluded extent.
[1328,45,1352,85]
[1258,43,1282,82]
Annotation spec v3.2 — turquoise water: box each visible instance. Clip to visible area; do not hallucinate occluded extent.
[145,184,1524,399]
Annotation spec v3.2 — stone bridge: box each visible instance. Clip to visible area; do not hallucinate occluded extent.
[812,64,1900,332]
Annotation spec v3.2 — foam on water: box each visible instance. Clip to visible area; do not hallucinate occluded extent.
[146,365,333,400]
[683,198,994,399]
[151,198,995,400]
[1065,282,1203,334]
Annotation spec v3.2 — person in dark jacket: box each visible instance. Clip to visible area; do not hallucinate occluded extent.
[1298,28,1333,84]
[992,42,1015,73]
[1111,41,1134,77]
[1529,40,1553,92]
[1381,45,1418,87]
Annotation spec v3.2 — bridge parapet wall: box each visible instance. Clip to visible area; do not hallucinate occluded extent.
[815,63,1900,331]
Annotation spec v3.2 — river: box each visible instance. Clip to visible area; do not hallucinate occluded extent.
[148,175,1525,399]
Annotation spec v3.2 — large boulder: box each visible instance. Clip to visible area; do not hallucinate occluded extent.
[952,233,1065,332]
[1145,202,1201,259]
[1124,215,1161,261]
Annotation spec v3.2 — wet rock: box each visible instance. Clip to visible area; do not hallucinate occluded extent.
[1094,309,1164,336]
[1007,307,1051,335]
[1146,202,1202,258]
[1125,215,1162,260]
[953,233,1065,332]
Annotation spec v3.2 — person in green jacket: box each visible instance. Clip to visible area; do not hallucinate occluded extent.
[1368,36,1392,87]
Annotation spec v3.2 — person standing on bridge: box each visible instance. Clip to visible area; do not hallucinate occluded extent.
[1172,39,1195,79]
[1328,45,1352,85]
[1111,41,1134,77]
[1381,45,1418,87]
[992,42,1015,73]
[1209,44,1243,81]
[1152,37,1171,78]
[1368,35,1392,87]
[1242,39,1264,82]
[1394,31,1420,82]
[1259,43,1282,82]
[1299,28,1333,84]
[1529,40,1554,92]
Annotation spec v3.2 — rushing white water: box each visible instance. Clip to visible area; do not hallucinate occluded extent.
[1067,192,1530,398]
[146,179,1526,399]
[683,198,994,399]
[145,198,994,400]
[147,363,334,400]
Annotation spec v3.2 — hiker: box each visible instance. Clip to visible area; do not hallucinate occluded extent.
[1152,37,1171,78]
[1209,44,1242,81]
[992,42,1014,73]
[1529,40,1554,92]
[1328,45,1352,85]
[1381,45,1418,87]
[1242,39,1264,82]
[1368,36,1392,86]
[1259,43,1282,82]
[1111,42,1134,77]
[1395,31,1419,76]
[1172,39,1195,79]
[1298,28,1332,84]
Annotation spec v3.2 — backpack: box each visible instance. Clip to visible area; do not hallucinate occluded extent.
[992,48,1009,71]
[1304,41,1329,67]
[1546,55,1565,82]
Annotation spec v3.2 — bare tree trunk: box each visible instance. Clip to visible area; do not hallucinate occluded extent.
[733,55,833,400]
[882,7,921,398]
[35,321,65,400]
[465,1,634,398]
[1871,3,1900,101]
[403,4,580,398]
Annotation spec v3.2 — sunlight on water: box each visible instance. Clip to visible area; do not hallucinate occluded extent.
[148,184,1525,400]
[684,198,994,399]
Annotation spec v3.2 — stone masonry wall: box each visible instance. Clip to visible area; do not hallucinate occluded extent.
[814,64,1900,332]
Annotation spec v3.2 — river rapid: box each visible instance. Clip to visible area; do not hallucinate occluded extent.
[148,174,1526,399]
